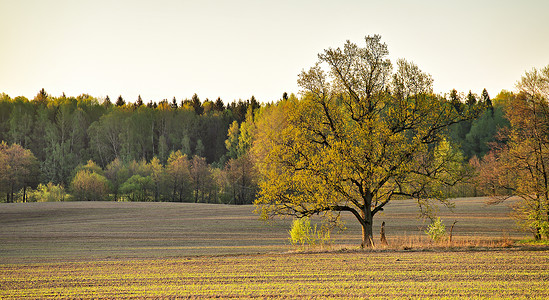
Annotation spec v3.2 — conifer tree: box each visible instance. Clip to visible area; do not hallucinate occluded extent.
[116,95,125,107]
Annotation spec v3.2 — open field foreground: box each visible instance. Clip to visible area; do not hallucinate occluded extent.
[1,198,548,298]
[2,250,549,299]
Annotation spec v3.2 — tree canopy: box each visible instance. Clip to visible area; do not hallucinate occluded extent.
[0,91,264,203]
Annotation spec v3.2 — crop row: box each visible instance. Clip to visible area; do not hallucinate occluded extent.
[1,250,548,299]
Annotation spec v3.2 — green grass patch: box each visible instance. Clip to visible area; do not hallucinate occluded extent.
[518,239,549,246]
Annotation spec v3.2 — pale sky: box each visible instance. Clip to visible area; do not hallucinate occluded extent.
[1,0,548,103]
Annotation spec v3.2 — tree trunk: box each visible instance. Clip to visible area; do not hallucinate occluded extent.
[449,221,458,243]
[359,190,375,248]
[172,180,177,202]
[534,227,541,240]
[360,206,374,248]
[380,221,388,246]
[10,184,14,203]
[360,190,375,248]
[361,222,374,248]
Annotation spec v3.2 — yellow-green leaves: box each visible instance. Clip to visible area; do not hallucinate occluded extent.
[254,35,475,247]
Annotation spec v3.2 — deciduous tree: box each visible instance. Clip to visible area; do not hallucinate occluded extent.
[104,158,129,201]
[70,161,109,201]
[165,150,191,202]
[0,142,39,202]
[479,64,549,240]
[189,155,210,203]
[254,35,476,247]
[224,154,258,205]
[225,121,240,159]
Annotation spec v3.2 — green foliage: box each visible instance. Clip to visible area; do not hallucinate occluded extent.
[195,139,205,157]
[166,150,191,202]
[77,160,105,176]
[536,220,549,240]
[225,121,240,159]
[28,182,66,202]
[0,90,260,188]
[518,238,549,246]
[255,35,478,247]
[181,135,192,156]
[288,217,331,247]
[70,169,110,201]
[220,154,258,205]
[289,217,313,246]
[0,141,40,202]
[8,97,34,149]
[464,106,509,158]
[120,174,153,202]
[425,217,446,242]
[237,107,255,157]
[447,88,506,160]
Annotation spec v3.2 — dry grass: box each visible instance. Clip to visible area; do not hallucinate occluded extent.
[373,234,516,251]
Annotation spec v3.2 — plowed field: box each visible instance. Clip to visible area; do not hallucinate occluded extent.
[2,250,548,298]
[1,199,547,298]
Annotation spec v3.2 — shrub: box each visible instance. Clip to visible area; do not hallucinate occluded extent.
[425,217,446,242]
[120,174,154,201]
[289,217,331,248]
[533,220,549,240]
[71,170,110,201]
[28,182,66,202]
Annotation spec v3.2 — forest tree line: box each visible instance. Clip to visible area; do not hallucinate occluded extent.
[0,91,261,204]
[0,87,509,204]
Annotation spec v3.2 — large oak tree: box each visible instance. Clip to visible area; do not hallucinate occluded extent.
[254,35,478,247]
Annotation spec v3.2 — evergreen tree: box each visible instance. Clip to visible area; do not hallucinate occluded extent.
[33,88,48,105]
[171,97,178,109]
[136,95,144,107]
[195,139,205,157]
[449,89,463,112]
[466,91,477,106]
[191,93,203,114]
[481,88,493,113]
[214,97,225,111]
[103,95,112,108]
[116,95,125,107]
[250,95,260,113]
[231,100,248,123]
